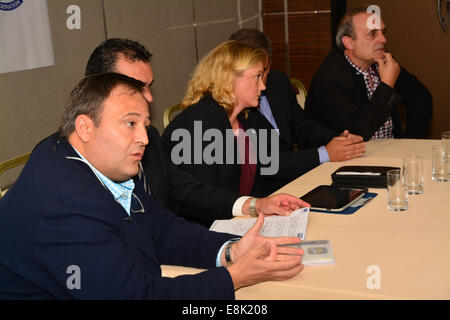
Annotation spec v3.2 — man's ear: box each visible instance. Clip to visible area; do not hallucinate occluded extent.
[74,114,94,142]
[341,35,354,50]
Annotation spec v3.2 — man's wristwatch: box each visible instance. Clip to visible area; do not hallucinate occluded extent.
[225,239,239,266]
[248,197,258,217]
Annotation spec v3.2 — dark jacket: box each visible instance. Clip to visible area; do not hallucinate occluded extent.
[0,135,235,299]
[305,47,433,141]
[141,126,239,226]
[162,95,279,197]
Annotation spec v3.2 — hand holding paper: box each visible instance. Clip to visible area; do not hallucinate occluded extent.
[210,207,309,239]
[224,213,305,290]
[232,213,305,263]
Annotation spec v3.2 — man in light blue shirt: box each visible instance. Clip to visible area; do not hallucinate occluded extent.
[259,94,330,164]
[0,73,305,299]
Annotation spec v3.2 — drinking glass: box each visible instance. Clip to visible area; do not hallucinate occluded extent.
[402,156,424,194]
[432,145,450,182]
[387,169,409,211]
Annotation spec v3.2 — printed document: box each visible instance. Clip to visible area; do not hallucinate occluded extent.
[209,207,309,239]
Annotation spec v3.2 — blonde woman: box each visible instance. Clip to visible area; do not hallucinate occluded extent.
[161,41,273,197]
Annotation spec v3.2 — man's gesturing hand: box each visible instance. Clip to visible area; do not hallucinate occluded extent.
[225,214,304,290]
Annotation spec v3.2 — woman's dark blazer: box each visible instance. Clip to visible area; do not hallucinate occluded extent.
[161,95,278,197]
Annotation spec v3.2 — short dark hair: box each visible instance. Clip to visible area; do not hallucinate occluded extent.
[229,28,272,59]
[85,38,152,76]
[59,73,145,139]
[335,7,368,51]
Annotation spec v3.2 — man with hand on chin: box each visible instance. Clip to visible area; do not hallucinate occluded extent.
[305,7,432,141]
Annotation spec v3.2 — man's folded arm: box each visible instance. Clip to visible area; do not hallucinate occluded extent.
[310,80,401,141]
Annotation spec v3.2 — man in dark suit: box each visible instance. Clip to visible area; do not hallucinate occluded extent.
[229,28,367,192]
[84,38,309,227]
[0,73,304,299]
[305,7,432,141]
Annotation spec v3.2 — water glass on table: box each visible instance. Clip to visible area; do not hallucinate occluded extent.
[432,145,450,182]
[442,131,450,174]
[387,169,409,211]
[402,156,424,194]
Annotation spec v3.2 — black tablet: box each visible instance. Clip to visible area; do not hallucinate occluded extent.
[299,185,368,212]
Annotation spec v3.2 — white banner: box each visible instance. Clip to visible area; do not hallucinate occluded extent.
[0,0,55,74]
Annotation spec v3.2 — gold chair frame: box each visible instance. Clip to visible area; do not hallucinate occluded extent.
[290,78,307,109]
[0,152,31,198]
[163,103,182,128]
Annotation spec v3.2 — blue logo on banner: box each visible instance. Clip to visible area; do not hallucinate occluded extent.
[0,0,23,11]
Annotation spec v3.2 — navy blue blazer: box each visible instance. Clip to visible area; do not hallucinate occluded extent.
[0,135,235,299]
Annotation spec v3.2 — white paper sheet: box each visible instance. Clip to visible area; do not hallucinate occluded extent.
[209,207,309,239]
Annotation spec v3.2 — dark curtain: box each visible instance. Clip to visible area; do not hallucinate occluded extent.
[330,0,346,48]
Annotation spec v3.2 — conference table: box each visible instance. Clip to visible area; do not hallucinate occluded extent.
[161,139,450,299]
